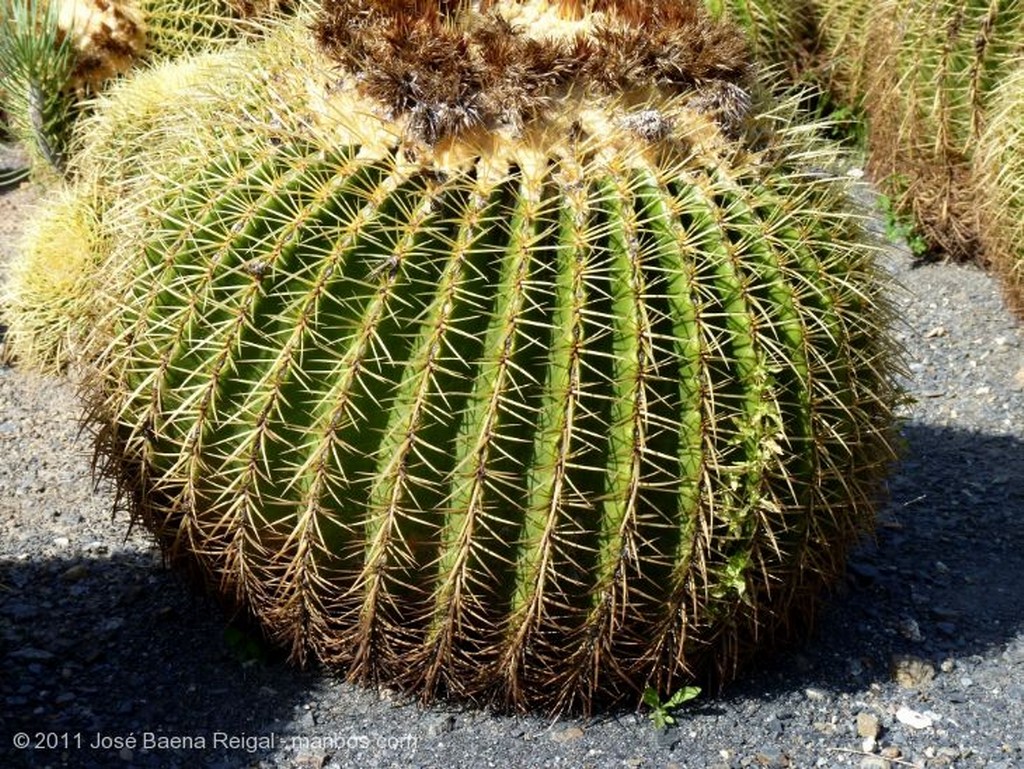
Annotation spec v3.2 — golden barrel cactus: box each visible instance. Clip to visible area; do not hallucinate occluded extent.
[54,2,906,713]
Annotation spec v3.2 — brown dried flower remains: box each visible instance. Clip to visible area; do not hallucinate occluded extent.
[314,0,753,143]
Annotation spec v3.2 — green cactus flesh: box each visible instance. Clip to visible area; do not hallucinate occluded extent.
[92,136,899,713]
[84,14,901,714]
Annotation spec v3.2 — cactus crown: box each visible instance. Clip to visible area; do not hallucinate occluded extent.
[315,0,752,143]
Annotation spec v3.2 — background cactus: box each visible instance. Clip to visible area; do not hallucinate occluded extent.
[65,3,902,714]
[864,0,1024,261]
[1,45,263,370]
[976,64,1024,316]
[702,0,821,85]
[0,0,286,178]
[0,0,77,172]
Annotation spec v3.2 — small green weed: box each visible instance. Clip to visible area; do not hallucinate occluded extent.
[223,624,273,666]
[642,685,701,730]
[878,193,929,257]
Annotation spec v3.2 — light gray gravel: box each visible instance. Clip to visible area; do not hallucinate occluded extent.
[1,172,1022,769]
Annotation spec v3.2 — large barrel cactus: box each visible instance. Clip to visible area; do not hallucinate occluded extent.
[82,1,902,713]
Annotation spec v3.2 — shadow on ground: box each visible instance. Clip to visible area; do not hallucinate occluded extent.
[713,421,1024,708]
[0,546,318,769]
[1,423,1022,766]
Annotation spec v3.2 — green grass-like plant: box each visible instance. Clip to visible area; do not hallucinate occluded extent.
[0,0,77,173]
[32,3,904,714]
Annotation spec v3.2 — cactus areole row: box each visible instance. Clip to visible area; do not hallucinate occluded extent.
[92,0,902,713]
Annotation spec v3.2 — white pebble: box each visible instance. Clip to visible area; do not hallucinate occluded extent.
[895,706,933,730]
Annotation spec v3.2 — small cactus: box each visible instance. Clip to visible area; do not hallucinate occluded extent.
[74,4,901,714]
[2,43,279,371]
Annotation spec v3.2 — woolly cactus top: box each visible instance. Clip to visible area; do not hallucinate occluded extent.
[58,0,146,89]
[314,0,754,151]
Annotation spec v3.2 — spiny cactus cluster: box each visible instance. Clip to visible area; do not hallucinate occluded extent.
[30,1,903,714]
[0,0,287,177]
[976,65,1024,316]
[865,0,1024,262]
[717,0,1024,313]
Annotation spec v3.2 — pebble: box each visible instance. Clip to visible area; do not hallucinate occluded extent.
[895,706,933,730]
[61,563,89,582]
[549,726,585,743]
[856,712,881,739]
[858,757,891,769]
[891,655,935,688]
[897,617,923,642]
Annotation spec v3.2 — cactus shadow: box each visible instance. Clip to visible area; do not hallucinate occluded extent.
[0,548,317,769]
[726,421,1024,700]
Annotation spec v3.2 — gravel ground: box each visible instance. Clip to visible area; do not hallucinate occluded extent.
[1,166,1022,769]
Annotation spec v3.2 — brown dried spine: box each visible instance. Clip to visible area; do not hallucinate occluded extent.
[314,0,753,142]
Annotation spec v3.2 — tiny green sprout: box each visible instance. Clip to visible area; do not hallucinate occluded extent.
[643,685,701,730]
[223,624,272,666]
[878,190,930,258]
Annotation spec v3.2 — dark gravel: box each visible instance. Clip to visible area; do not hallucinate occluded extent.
[1,170,1022,769]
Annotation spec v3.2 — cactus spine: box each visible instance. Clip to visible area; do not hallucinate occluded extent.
[78,4,901,713]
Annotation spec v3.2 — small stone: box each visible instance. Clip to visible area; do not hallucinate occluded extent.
[880,746,903,760]
[895,706,933,730]
[294,753,327,769]
[804,687,828,701]
[856,712,882,739]
[550,725,585,743]
[897,617,923,642]
[61,564,89,582]
[53,536,70,547]
[427,715,456,737]
[862,736,878,753]
[940,659,955,673]
[1014,368,1024,391]
[753,747,787,767]
[924,326,947,338]
[891,654,935,688]
[858,757,891,769]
